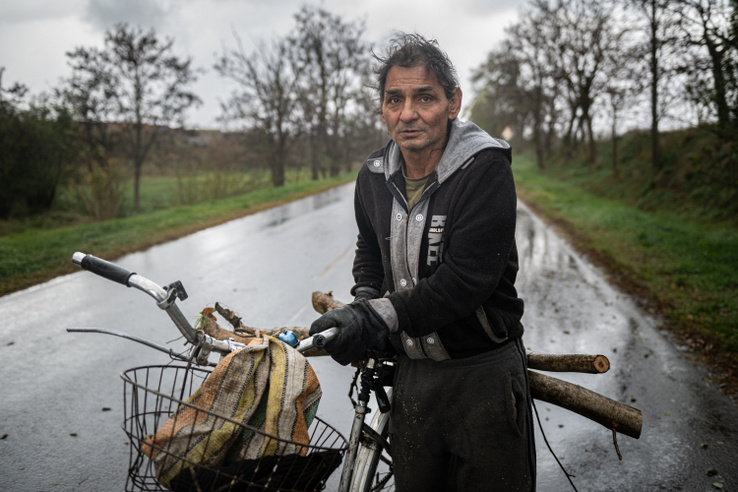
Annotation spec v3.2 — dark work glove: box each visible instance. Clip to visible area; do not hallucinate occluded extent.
[353,288,379,302]
[309,299,389,366]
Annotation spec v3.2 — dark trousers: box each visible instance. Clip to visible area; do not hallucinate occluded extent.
[389,339,536,492]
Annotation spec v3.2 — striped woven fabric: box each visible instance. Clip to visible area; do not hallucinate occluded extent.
[141,336,322,488]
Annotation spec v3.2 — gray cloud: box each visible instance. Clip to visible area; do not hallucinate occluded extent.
[461,0,526,14]
[0,1,82,24]
[85,0,176,31]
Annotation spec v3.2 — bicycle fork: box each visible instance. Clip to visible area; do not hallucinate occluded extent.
[338,395,370,491]
[338,357,391,492]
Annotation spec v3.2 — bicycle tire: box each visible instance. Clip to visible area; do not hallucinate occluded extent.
[350,392,394,492]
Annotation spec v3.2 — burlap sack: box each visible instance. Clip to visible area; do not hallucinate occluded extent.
[141,336,322,488]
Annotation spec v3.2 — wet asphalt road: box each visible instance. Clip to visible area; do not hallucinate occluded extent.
[1,183,736,492]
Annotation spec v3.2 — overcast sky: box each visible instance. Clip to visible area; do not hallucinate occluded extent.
[1,0,524,130]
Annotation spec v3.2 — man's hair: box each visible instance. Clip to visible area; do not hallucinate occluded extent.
[373,33,459,102]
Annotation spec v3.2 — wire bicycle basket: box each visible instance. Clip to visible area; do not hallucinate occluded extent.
[121,365,347,492]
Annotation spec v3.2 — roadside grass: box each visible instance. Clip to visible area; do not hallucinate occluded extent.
[0,171,356,297]
[123,168,317,215]
[513,154,738,392]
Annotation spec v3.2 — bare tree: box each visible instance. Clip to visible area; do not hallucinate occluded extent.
[66,24,201,211]
[215,34,299,187]
[626,0,683,173]
[60,50,117,175]
[288,5,373,178]
[471,0,575,171]
[552,0,619,165]
[674,0,737,136]
[601,36,639,175]
[596,4,645,175]
[470,42,530,147]
[670,0,737,206]
[644,0,665,172]
[505,2,562,170]
[216,7,379,187]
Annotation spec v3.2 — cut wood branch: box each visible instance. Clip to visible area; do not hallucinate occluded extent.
[214,302,248,333]
[199,307,326,356]
[200,294,643,440]
[527,352,610,374]
[200,315,310,341]
[529,370,642,439]
[200,316,253,344]
[310,291,642,439]
[312,291,343,313]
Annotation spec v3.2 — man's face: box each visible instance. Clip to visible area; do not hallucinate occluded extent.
[380,64,462,160]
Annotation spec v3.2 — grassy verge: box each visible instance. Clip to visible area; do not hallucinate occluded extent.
[0,172,356,297]
[513,154,738,398]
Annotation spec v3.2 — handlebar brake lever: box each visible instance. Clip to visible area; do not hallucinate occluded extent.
[165,281,188,301]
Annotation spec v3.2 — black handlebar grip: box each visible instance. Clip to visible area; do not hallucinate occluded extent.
[73,252,135,286]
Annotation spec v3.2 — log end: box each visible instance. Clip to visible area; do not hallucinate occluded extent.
[593,355,611,373]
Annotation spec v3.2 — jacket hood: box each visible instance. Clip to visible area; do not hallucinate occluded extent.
[381,118,511,183]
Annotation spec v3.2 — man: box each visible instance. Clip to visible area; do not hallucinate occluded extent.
[310,33,536,491]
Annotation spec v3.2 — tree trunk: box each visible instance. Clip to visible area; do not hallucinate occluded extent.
[705,36,730,132]
[133,157,142,212]
[533,86,546,171]
[586,112,597,165]
[310,134,320,181]
[611,101,619,176]
[271,137,286,187]
[649,0,661,173]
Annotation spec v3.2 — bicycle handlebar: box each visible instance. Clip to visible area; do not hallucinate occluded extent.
[295,327,339,352]
[73,252,135,286]
[74,252,200,345]
[71,252,338,363]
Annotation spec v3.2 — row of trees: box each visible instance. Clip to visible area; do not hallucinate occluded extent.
[470,0,737,181]
[1,24,205,220]
[11,1,732,221]
[1,5,383,220]
[215,6,383,187]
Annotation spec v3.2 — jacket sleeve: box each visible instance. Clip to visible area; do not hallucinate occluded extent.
[388,150,519,337]
[350,171,384,299]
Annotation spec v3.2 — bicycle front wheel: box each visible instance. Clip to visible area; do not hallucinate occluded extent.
[349,393,394,492]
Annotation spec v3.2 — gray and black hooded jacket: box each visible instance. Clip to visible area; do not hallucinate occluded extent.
[352,119,524,360]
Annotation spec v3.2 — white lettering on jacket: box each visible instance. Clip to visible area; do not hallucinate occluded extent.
[427,215,446,266]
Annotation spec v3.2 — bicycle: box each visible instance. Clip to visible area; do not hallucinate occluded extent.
[67,252,395,492]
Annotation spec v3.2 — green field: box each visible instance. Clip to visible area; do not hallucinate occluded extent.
[0,171,356,296]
